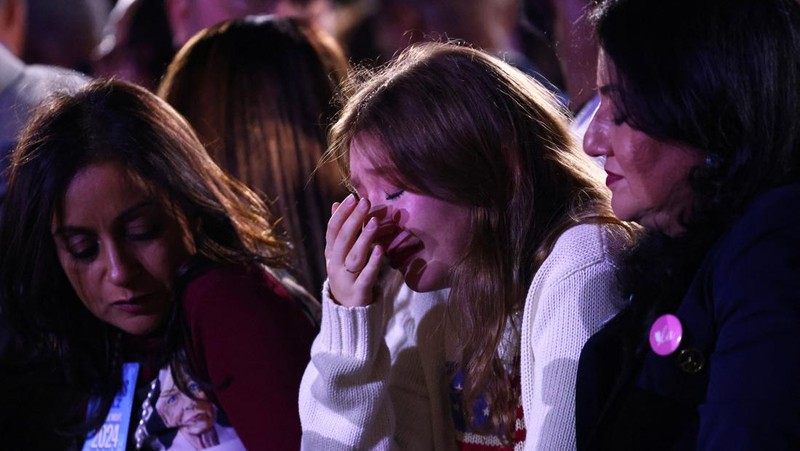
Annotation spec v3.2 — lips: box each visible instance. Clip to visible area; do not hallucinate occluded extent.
[605,170,623,187]
[112,293,157,314]
[186,412,210,424]
[383,229,422,269]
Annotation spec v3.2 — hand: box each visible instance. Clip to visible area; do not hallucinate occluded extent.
[325,194,393,307]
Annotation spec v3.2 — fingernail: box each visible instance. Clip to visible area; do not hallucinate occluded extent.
[358,198,369,211]
[344,193,356,206]
[366,217,377,230]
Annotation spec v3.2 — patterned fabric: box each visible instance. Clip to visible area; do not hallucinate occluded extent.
[449,369,526,451]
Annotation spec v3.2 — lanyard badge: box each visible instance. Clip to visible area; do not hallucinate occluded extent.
[83,362,140,451]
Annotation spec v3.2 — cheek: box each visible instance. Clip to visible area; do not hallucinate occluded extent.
[616,138,667,192]
[57,255,98,309]
[165,407,180,425]
[631,146,694,199]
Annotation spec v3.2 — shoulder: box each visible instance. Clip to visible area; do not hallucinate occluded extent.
[703,184,800,309]
[526,224,628,326]
[712,184,800,268]
[539,223,628,282]
[722,184,800,243]
[181,264,296,315]
[3,63,88,108]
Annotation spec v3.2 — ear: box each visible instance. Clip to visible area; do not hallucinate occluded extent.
[0,0,27,56]
[165,0,190,49]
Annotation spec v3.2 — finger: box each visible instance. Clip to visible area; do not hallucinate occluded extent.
[330,197,371,267]
[325,194,357,260]
[353,244,384,300]
[344,216,379,273]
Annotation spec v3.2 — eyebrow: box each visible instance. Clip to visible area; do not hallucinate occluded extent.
[52,201,157,237]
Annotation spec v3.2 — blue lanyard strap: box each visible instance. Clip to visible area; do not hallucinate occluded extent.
[83,362,140,451]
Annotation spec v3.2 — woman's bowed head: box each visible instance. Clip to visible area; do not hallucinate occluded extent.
[1,78,287,339]
[0,78,290,437]
[583,52,703,236]
[51,159,195,336]
[583,0,800,236]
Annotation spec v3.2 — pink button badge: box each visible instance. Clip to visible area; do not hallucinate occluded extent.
[649,314,683,356]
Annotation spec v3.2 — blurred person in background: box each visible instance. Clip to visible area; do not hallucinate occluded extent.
[92,0,175,91]
[341,0,565,103]
[159,15,349,295]
[22,0,109,73]
[165,0,334,48]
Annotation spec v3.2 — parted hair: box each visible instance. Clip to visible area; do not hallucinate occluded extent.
[326,42,631,440]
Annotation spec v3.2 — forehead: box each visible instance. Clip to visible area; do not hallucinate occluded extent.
[69,161,152,198]
[55,161,161,225]
[158,369,177,391]
[348,135,400,185]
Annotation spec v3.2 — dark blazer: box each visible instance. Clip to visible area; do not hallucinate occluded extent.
[576,183,800,450]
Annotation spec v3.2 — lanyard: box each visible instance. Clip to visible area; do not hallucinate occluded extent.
[83,362,140,451]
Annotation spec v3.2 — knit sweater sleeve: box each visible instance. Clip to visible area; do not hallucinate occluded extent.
[299,280,451,450]
[299,280,397,450]
[521,224,625,450]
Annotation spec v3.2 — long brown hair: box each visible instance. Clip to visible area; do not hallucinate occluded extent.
[159,15,349,293]
[327,42,632,440]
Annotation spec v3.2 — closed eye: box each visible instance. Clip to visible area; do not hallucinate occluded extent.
[58,233,98,261]
[386,190,404,200]
[126,222,163,241]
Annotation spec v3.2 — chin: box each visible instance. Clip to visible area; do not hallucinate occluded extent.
[610,202,637,224]
[401,260,449,293]
[115,317,164,336]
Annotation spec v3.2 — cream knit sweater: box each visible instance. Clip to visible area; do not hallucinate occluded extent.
[299,223,626,450]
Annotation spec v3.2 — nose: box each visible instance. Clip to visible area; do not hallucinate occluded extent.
[367,200,403,227]
[583,114,610,159]
[367,202,388,221]
[104,243,140,286]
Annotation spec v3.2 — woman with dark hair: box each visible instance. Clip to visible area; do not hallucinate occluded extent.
[0,79,319,449]
[158,15,349,294]
[299,42,636,449]
[577,0,800,448]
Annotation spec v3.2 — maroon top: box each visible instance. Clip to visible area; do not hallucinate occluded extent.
[181,264,317,450]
